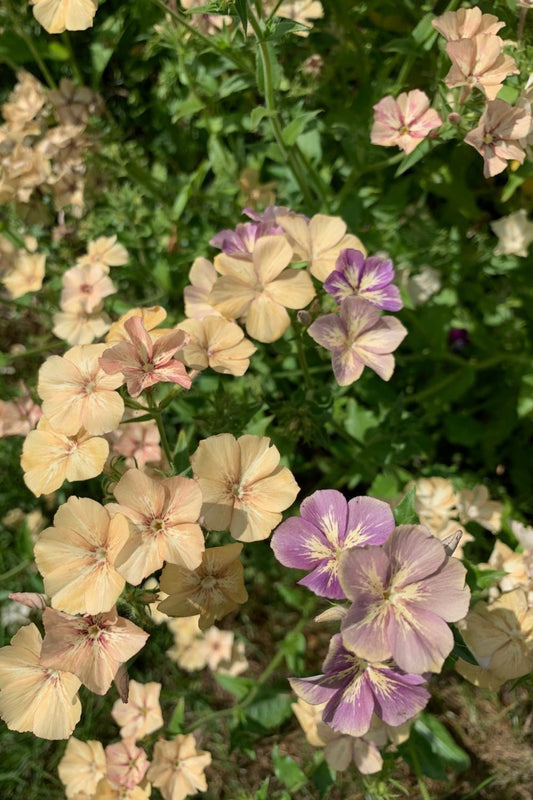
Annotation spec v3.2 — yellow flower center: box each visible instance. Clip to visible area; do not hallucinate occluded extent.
[150,518,165,534]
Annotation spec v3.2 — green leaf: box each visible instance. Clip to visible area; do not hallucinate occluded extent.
[450,626,478,667]
[282,111,321,147]
[233,0,248,32]
[395,138,433,177]
[393,486,418,525]
[250,105,274,131]
[254,778,270,800]
[310,758,336,797]
[414,713,470,775]
[214,673,255,700]
[171,95,206,121]
[218,73,253,98]
[244,690,294,730]
[167,698,185,734]
[272,745,307,792]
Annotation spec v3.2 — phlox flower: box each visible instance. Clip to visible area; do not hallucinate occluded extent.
[445,35,518,101]
[58,737,107,798]
[99,316,191,397]
[465,99,531,178]
[290,633,429,737]
[339,524,470,674]
[277,212,365,282]
[308,296,407,386]
[40,607,149,695]
[147,734,211,800]
[457,484,502,533]
[371,90,442,155]
[38,344,124,436]
[53,304,111,346]
[177,316,256,376]
[323,249,403,311]
[105,738,150,790]
[1,251,46,298]
[106,469,204,585]
[0,623,81,739]
[108,414,162,470]
[271,490,395,599]
[491,209,533,257]
[34,496,130,615]
[0,381,41,437]
[432,8,505,41]
[183,258,222,320]
[106,306,168,343]
[456,589,533,689]
[21,417,109,496]
[31,0,98,33]
[93,778,151,799]
[61,262,116,313]
[111,680,163,740]
[210,221,279,259]
[210,234,315,343]
[216,638,248,677]
[190,433,300,542]
[76,235,129,272]
[487,540,533,600]
[158,543,248,628]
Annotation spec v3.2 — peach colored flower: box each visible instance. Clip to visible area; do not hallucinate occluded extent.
[183,258,222,320]
[0,623,81,739]
[177,316,256,376]
[106,306,168,343]
[2,251,46,298]
[216,638,248,676]
[93,779,151,799]
[487,540,533,600]
[53,305,111,346]
[277,213,366,282]
[191,433,300,542]
[105,738,150,790]
[40,607,149,695]
[0,382,41,437]
[432,7,505,41]
[111,680,163,740]
[371,90,442,156]
[199,627,235,672]
[465,99,531,178]
[34,496,130,615]
[457,484,502,533]
[159,543,248,628]
[61,263,116,313]
[76,235,129,272]
[31,0,98,33]
[445,35,518,101]
[58,737,107,798]
[147,735,211,800]
[107,469,204,585]
[38,344,124,436]
[21,417,109,496]
[99,317,191,397]
[210,235,315,343]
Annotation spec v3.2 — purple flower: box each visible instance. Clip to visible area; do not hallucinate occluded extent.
[339,525,471,674]
[290,634,430,737]
[324,249,403,311]
[271,490,395,599]
[308,296,407,386]
[210,217,283,259]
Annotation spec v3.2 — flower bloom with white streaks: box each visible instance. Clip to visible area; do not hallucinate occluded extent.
[323,249,403,311]
[371,90,442,155]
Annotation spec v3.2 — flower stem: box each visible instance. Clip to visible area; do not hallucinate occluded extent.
[146,392,174,469]
[0,561,31,583]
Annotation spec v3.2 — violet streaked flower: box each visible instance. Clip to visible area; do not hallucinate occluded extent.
[210,219,282,258]
[323,249,403,311]
[308,296,407,386]
[339,525,470,674]
[290,634,429,737]
[271,490,395,599]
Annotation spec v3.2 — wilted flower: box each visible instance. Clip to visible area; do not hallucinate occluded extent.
[190,433,299,542]
[324,249,403,311]
[432,7,505,41]
[339,525,470,673]
[491,209,533,257]
[371,90,442,155]
[465,99,531,178]
[58,737,107,798]
[49,78,103,126]
[308,296,407,386]
[0,623,82,739]
[271,490,395,599]
[445,35,518,101]
[111,680,164,740]
[147,735,211,800]
[290,634,429,737]
[237,167,276,210]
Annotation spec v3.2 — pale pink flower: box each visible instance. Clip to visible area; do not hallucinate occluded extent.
[106,469,204,585]
[371,90,442,155]
[99,317,191,397]
[58,737,107,797]
[0,623,81,739]
[76,235,129,272]
[34,496,130,615]
[38,344,124,436]
[465,99,531,177]
[432,8,505,41]
[445,35,518,101]
[111,680,163,740]
[183,257,222,319]
[308,296,407,386]
[109,415,162,470]
[61,262,116,313]
[0,382,41,437]
[105,738,150,790]
[147,735,211,800]
[40,607,149,695]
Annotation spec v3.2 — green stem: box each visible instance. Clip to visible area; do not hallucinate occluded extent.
[409,737,432,800]
[146,393,173,468]
[15,23,57,89]
[61,32,84,85]
[295,332,312,389]
[0,561,31,583]
[1,340,59,361]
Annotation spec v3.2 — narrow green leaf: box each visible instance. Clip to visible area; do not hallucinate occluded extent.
[272,745,307,791]
[214,673,255,700]
[393,485,418,525]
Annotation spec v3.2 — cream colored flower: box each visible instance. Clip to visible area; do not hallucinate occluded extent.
[277,213,366,281]
[60,262,116,313]
[268,0,323,36]
[177,316,255,376]
[183,259,221,320]
[0,623,81,739]
[487,539,533,600]
[491,209,533,257]
[457,485,502,533]
[38,344,124,436]
[147,735,211,800]
[32,0,98,34]
[411,476,458,534]
[34,496,130,615]
[111,680,164,740]
[106,306,168,343]
[53,304,111,346]
[190,433,299,542]
[76,235,129,272]
[21,417,109,496]
[2,251,45,298]
[58,737,107,798]
[216,639,248,676]
[93,778,151,799]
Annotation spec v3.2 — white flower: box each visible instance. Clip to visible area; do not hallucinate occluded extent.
[491,210,533,257]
